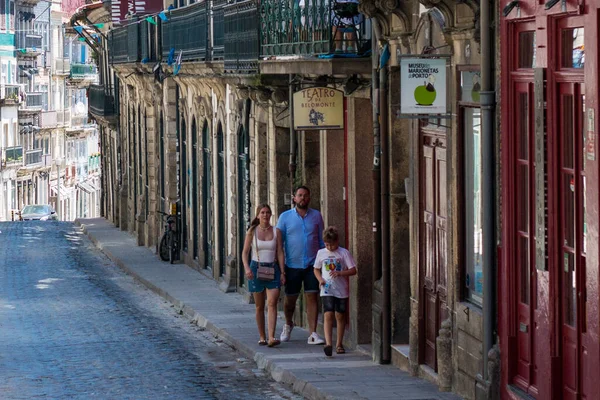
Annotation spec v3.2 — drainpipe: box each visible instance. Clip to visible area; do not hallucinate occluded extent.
[480,0,496,381]
[289,74,296,202]
[379,44,391,365]
[371,19,391,364]
[372,30,381,285]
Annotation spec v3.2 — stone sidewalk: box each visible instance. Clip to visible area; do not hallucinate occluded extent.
[76,218,462,400]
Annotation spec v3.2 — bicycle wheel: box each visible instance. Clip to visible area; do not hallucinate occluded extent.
[159,233,170,261]
[169,231,176,264]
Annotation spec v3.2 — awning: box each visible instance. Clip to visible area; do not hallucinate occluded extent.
[77,181,97,194]
[50,184,71,199]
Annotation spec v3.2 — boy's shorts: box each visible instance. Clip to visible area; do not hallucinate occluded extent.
[284,265,320,296]
[321,296,347,313]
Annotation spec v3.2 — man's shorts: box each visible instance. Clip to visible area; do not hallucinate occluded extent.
[284,265,320,296]
[321,296,347,313]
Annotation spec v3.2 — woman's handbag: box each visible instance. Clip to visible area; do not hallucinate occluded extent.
[255,231,275,281]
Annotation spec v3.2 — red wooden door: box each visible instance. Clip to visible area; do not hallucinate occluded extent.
[511,80,539,394]
[420,129,448,371]
[553,17,587,399]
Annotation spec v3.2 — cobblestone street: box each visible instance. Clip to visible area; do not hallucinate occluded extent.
[0,222,300,400]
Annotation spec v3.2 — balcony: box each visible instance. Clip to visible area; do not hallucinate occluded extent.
[259,0,370,58]
[25,149,43,166]
[140,20,159,63]
[162,1,208,62]
[224,0,259,73]
[54,58,71,75]
[89,85,115,117]
[109,22,140,64]
[40,111,58,129]
[0,85,21,105]
[3,146,24,166]
[57,109,71,126]
[19,92,43,114]
[17,34,44,57]
[70,63,98,84]
[71,114,88,127]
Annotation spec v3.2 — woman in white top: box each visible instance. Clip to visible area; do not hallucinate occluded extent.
[242,204,286,347]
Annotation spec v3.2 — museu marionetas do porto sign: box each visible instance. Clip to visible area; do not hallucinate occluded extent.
[400,57,447,116]
[293,87,344,130]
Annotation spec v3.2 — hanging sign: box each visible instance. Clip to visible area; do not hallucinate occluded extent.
[400,57,448,115]
[293,87,344,130]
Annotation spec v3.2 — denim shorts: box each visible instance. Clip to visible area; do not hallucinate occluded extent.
[284,265,320,296]
[322,296,347,313]
[248,260,281,293]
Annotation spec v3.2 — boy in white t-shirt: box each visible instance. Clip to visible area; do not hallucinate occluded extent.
[313,226,357,357]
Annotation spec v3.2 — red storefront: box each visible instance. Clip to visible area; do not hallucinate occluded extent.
[500,1,599,399]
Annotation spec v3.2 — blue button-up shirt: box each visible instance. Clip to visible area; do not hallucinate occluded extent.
[276,207,325,269]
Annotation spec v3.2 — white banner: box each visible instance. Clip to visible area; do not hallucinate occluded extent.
[400,58,447,115]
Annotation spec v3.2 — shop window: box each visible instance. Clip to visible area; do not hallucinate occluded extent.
[459,67,482,305]
[518,31,536,69]
[561,28,584,69]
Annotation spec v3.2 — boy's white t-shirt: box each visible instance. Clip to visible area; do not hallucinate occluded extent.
[313,247,356,298]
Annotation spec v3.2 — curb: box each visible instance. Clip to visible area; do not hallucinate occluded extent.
[77,221,335,400]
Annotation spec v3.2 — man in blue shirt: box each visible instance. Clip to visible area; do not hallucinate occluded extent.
[276,186,326,344]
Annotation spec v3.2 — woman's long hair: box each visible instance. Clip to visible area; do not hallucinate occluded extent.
[248,203,272,234]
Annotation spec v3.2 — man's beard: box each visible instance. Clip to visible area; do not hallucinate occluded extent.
[296,201,309,210]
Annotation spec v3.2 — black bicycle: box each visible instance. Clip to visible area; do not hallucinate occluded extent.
[159,211,179,263]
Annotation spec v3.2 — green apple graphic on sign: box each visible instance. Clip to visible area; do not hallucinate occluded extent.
[471,74,481,102]
[414,75,437,106]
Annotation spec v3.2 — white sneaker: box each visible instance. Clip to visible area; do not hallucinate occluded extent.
[280,324,293,342]
[307,332,325,345]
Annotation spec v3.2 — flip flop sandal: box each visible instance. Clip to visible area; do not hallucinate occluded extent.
[268,339,281,347]
[258,339,268,346]
[324,345,333,357]
[336,346,346,354]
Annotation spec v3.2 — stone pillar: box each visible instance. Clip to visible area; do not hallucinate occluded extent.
[436,318,453,391]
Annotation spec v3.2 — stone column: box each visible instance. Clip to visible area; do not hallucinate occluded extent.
[436,318,453,391]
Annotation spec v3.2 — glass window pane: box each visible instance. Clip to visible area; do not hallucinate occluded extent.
[460,71,481,103]
[563,95,574,169]
[563,173,575,248]
[518,164,529,232]
[519,31,536,69]
[518,92,529,160]
[464,107,483,305]
[562,28,584,69]
[563,251,576,326]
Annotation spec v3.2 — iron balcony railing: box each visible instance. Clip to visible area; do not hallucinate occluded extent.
[162,1,208,62]
[110,22,140,64]
[213,0,225,60]
[260,0,369,57]
[224,0,259,73]
[25,149,43,166]
[4,146,24,164]
[89,85,115,117]
[139,19,159,63]
[70,63,98,80]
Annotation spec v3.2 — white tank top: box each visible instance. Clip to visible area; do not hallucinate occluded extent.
[252,228,277,263]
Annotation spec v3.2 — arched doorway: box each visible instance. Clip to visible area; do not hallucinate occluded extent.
[202,121,213,270]
[192,118,199,260]
[217,122,226,277]
[237,120,250,287]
